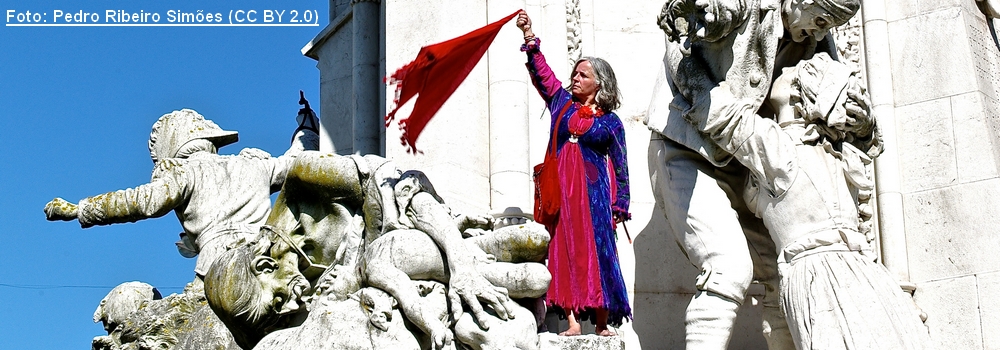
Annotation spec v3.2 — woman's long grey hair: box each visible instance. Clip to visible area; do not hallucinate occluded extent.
[573,57,621,113]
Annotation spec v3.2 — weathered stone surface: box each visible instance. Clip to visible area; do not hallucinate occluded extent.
[538,333,624,350]
[885,0,966,22]
[951,92,1000,183]
[894,98,958,193]
[465,222,549,263]
[889,7,979,106]
[92,283,238,350]
[196,150,553,350]
[254,296,421,350]
[903,179,1000,282]
[45,109,318,277]
[977,271,1000,350]
[914,276,982,350]
[93,282,161,334]
[174,302,243,350]
[454,303,540,350]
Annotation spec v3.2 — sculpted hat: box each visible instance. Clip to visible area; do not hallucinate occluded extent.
[148,109,239,164]
[812,0,860,25]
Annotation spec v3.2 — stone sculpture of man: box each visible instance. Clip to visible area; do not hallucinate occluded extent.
[683,51,932,349]
[645,0,861,348]
[43,107,318,278]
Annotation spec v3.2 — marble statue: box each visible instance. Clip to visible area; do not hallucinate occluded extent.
[93,282,162,335]
[645,0,861,348]
[247,231,547,350]
[681,50,931,349]
[91,281,240,350]
[203,151,551,350]
[43,107,318,278]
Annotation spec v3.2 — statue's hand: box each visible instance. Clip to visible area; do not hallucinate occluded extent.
[844,80,874,135]
[448,270,514,330]
[455,213,493,233]
[44,198,78,221]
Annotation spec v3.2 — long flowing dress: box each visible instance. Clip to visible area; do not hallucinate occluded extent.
[522,39,632,326]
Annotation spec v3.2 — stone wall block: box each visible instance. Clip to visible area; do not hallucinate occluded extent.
[904,179,1000,282]
[978,271,1000,350]
[913,276,984,350]
[889,7,978,106]
[951,92,1000,182]
[317,28,355,154]
[885,0,965,22]
[894,98,958,192]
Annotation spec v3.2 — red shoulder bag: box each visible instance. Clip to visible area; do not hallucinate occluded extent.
[533,102,571,227]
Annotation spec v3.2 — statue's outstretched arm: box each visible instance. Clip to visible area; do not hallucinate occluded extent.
[44,167,189,228]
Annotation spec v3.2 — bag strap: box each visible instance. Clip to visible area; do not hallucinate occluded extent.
[545,101,573,156]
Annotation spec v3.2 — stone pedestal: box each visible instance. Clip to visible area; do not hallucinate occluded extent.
[538,334,625,350]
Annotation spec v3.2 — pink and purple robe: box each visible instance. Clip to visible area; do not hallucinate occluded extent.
[523,39,631,326]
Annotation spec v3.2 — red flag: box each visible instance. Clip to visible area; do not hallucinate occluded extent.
[385,10,521,153]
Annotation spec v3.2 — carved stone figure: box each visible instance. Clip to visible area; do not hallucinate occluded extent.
[204,151,549,350]
[645,0,861,348]
[91,282,240,350]
[683,51,930,349]
[361,227,549,348]
[93,282,162,335]
[252,234,546,350]
[43,108,318,278]
[452,299,540,350]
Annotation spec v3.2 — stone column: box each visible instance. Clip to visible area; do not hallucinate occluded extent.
[861,0,915,292]
[487,0,531,213]
[353,0,382,155]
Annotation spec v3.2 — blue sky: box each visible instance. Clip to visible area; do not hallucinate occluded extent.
[0,0,327,347]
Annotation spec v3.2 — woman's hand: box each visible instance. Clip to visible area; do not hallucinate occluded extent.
[516,10,535,40]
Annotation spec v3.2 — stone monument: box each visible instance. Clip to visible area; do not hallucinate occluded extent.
[47,0,1000,349]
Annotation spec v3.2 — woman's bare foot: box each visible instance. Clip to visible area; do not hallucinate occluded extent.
[558,326,582,336]
[594,308,616,336]
[560,310,583,336]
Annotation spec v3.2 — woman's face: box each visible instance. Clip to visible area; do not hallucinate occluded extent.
[571,60,599,103]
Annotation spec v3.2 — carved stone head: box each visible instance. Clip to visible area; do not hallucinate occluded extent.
[148,109,238,164]
[772,53,881,157]
[204,239,310,349]
[93,281,162,333]
[782,0,860,42]
[393,170,444,226]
